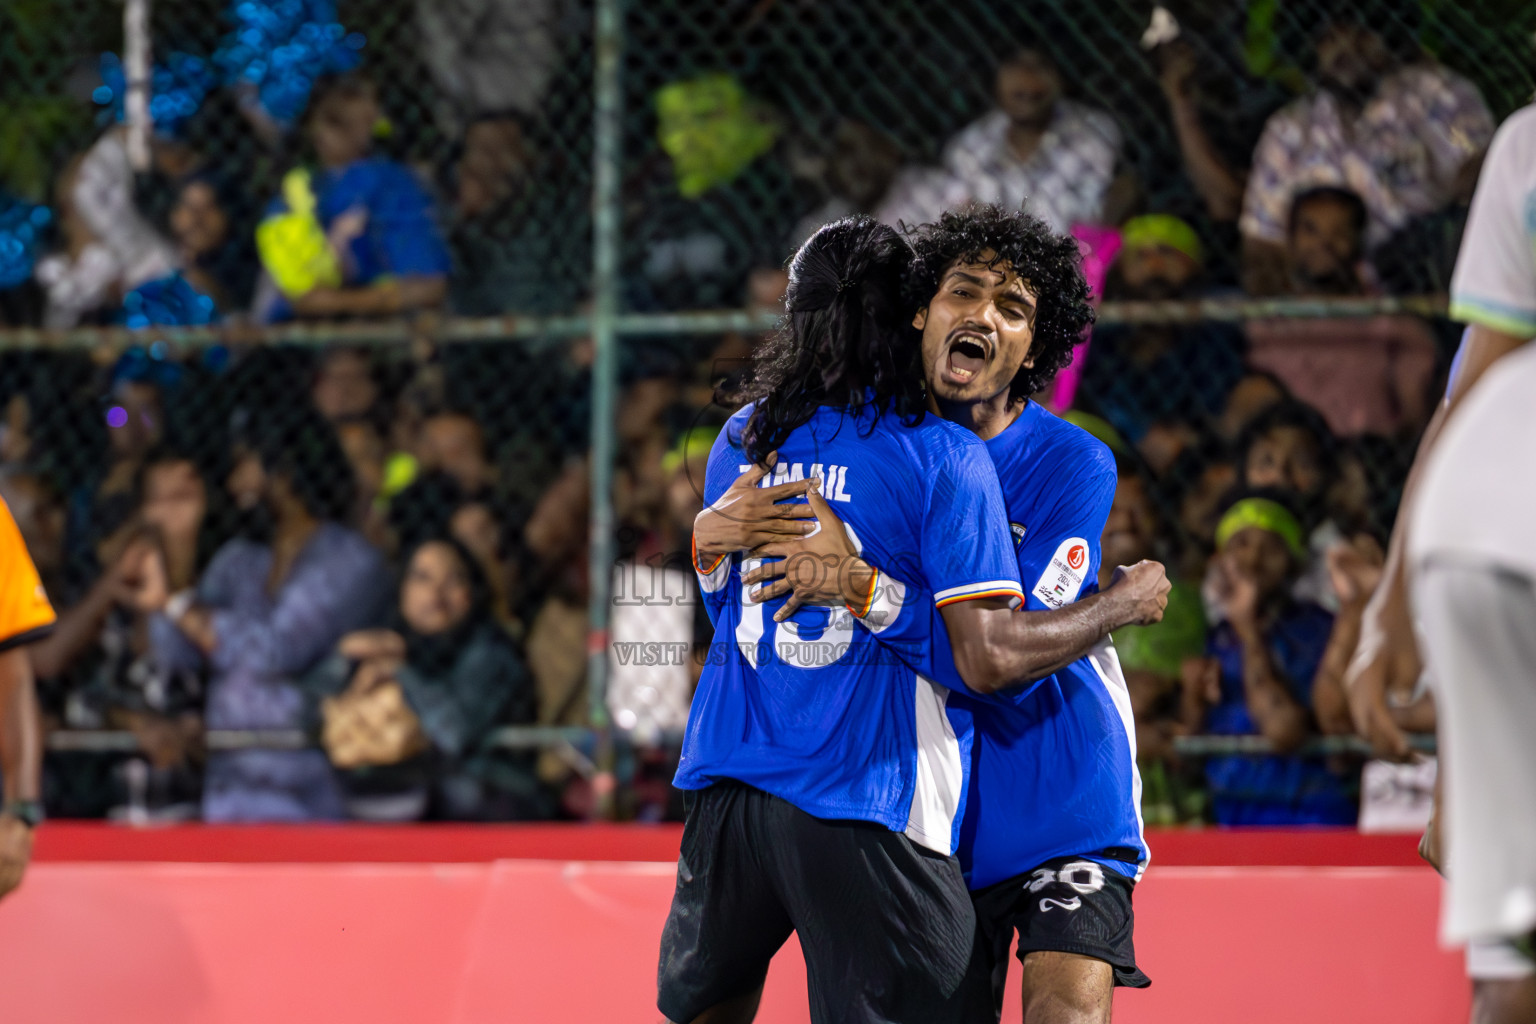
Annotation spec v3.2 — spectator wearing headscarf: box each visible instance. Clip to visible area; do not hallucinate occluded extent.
[309,536,535,820]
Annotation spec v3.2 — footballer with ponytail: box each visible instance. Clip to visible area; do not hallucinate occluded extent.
[663,209,1034,1024]
[735,216,927,464]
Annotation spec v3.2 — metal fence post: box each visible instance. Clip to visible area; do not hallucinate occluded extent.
[586,0,624,820]
[123,0,153,171]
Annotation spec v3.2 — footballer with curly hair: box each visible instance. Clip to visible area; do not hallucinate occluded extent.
[736,203,1171,1023]
[906,201,1097,418]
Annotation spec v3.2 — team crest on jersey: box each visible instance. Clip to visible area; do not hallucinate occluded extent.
[1032,536,1090,609]
[1010,522,1027,549]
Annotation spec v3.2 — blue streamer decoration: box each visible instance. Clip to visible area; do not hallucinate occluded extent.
[0,195,52,291]
[213,0,366,127]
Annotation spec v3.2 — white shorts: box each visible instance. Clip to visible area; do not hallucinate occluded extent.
[1414,558,1536,947]
[1468,936,1535,981]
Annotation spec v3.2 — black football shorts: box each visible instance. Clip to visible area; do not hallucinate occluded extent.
[657,780,976,1024]
[953,854,1150,1022]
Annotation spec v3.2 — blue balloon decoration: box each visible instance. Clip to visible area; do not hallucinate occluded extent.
[92,0,366,141]
[212,0,364,128]
[97,51,217,139]
[120,273,221,329]
[0,195,51,291]
[110,345,188,394]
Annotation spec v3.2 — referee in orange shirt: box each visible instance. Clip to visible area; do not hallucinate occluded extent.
[0,494,57,900]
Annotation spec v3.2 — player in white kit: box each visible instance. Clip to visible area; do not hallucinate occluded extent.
[1359,104,1536,1023]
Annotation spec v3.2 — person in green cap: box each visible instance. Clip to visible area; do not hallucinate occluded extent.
[635,73,799,311]
[1077,212,1246,444]
[1179,490,1356,826]
[1114,214,1206,299]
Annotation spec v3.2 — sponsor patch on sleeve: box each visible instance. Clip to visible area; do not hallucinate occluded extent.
[1031,537,1090,609]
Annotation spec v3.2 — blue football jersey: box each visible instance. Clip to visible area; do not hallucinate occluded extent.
[949,402,1149,889]
[677,401,1024,854]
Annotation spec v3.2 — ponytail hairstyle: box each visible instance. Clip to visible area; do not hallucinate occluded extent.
[737,216,925,464]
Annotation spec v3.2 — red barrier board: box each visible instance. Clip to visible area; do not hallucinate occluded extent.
[30,822,1425,865]
[30,821,691,863]
[1,827,1463,1024]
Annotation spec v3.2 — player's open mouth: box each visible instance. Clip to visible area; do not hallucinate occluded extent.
[944,333,990,383]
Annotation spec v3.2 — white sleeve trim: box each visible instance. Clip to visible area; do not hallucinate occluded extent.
[862,577,908,635]
[695,555,732,594]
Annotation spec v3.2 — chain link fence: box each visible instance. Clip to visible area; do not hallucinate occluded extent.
[0,0,1530,824]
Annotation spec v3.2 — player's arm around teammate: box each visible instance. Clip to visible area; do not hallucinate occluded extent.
[736,485,1168,693]
[0,497,58,900]
[692,453,817,562]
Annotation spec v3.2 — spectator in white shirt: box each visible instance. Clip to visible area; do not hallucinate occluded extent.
[1239,17,1493,294]
[939,48,1125,233]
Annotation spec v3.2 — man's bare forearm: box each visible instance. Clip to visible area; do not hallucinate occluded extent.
[29,577,115,680]
[998,591,1132,685]
[0,649,41,803]
[1313,602,1364,735]
[742,512,1168,695]
[1234,628,1306,751]
[952,590,1131,694]
[1167,96,1244,221]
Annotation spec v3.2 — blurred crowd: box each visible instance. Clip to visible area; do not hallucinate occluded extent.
[0,335,733,823]
[0,4,1497,329]
[0,1,1490,824]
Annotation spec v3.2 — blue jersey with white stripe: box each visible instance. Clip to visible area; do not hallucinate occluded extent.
[677,402,1024,854]
[949,403,1148,889]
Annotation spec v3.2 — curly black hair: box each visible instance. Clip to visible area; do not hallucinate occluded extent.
[907,203,1094,403]
[736,216,926,464]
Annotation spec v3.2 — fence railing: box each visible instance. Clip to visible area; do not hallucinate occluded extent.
[0,293,1453,350]
[45,727,1438,759]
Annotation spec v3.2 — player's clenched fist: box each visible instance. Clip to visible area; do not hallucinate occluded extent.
[1104,560,1171,626]
[693,452,817,559]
